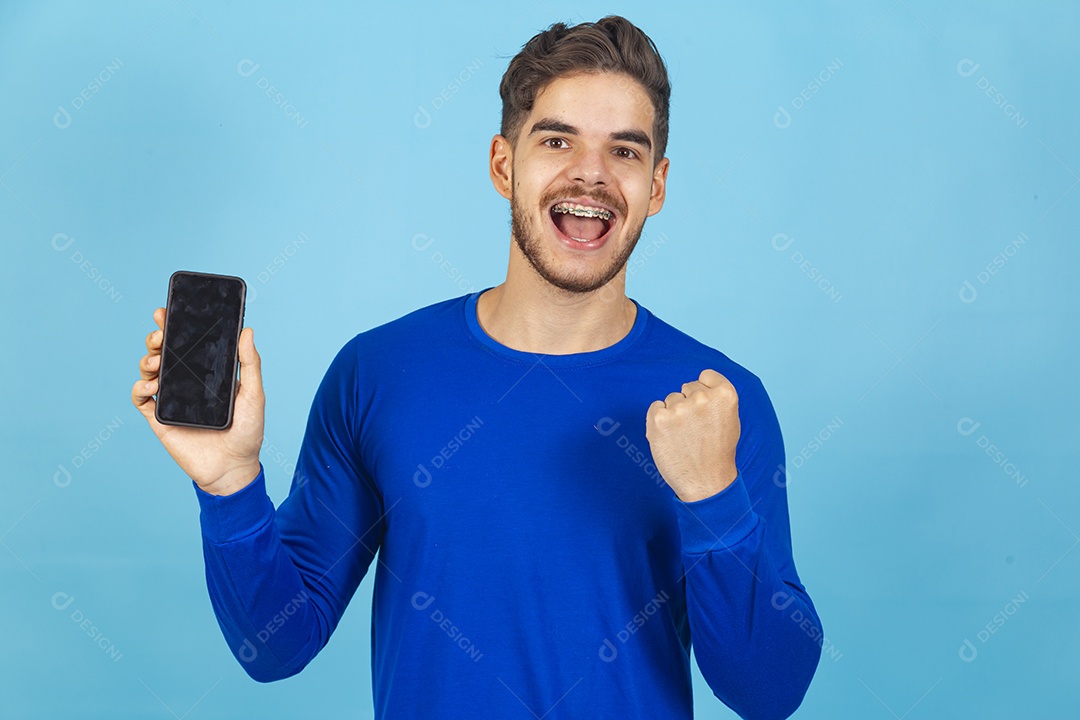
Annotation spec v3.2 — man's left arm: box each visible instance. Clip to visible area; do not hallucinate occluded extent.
[646,369,822,720]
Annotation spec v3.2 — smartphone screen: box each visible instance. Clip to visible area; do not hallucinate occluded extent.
[155,271,246,430]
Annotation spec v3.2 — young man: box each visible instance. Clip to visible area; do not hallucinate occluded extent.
[132,15,821,719]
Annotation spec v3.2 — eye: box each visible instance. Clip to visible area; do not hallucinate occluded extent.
[543,138,568,149]
[614,147,638,160]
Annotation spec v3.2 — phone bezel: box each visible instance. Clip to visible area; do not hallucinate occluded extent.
[154,270,246,430]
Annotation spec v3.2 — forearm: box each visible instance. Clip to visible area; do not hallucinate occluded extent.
[676,475,822,719]
[196,464,336,682]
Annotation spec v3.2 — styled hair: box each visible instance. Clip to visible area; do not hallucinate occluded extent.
[499,15,671,165]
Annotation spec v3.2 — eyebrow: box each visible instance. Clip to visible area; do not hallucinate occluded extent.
[528,117,652,153]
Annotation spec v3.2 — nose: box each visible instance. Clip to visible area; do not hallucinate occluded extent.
[566,145,612,186]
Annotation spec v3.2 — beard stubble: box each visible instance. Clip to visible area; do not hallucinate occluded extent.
[509,184,646,294]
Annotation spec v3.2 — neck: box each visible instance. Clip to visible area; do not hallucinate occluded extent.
[476,270,637,355]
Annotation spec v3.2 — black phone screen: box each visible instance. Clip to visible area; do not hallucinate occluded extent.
[155,271,246,429]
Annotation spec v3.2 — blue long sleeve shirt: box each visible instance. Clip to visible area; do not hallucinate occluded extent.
[194,289,822,719]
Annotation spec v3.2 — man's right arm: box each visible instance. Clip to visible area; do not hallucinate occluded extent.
[132,310,382,681]
[193,337,384,681]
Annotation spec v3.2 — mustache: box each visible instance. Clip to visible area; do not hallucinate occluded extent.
[539,186,625,216]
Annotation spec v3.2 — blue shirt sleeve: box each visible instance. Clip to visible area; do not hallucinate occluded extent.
[671,374,822,719]
[193,337,383,681]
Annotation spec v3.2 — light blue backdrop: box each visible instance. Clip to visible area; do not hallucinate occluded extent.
[2,1,1076,717]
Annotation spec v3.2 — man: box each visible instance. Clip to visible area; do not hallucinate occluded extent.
[132,15,821,719]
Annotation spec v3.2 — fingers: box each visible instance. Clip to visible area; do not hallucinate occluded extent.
[680,380,706,397]
[237,327,263,395]
[697,368,728,388]
[140,308,166,380]
[145,327,162,354]
[698,369,738,407]
[134,308,166,411]
[145,308,166,352]
[684,369,737,401]
[138,352,159,381]
[662,387,706,407]
[667,369,735,406]
[131,376,157,410]
[644,399,664,433]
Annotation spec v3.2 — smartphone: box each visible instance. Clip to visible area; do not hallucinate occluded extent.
[155,271,247,430]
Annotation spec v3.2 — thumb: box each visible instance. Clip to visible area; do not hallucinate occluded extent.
[237,326,262,395]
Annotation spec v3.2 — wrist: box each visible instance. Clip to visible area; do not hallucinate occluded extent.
[673,464,739,503]
[199,460,261,497]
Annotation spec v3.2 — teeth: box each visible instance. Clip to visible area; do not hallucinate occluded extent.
[552,202,613,221]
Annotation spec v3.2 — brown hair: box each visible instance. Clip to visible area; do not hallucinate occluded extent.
[499,15,671,165]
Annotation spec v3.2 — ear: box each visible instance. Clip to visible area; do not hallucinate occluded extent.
[489,134,513,200]
[646,155,670,217]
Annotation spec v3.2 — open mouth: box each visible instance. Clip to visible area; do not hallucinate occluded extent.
[549,201,617,247]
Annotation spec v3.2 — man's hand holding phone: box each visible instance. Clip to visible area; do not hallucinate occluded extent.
[131,306,264,496]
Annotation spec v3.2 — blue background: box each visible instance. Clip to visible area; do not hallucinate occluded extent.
[2,1,1077,717]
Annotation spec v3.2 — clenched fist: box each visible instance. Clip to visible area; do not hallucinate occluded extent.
[645,369,741,503]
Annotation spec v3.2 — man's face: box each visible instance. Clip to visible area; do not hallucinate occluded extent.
[492,71,669,294]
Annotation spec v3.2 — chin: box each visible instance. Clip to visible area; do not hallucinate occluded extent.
[510,192,644,294]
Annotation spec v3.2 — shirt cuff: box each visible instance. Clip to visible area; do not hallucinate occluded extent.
[192,463,275,544]
[672,472,759,554]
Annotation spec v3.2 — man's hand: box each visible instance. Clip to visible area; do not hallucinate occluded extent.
[645,369,741,503]
[131,307,265,496]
